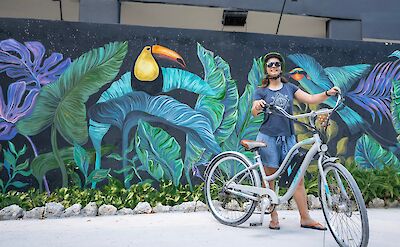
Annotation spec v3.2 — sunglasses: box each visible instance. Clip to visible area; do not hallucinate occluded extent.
[266,62,281,68]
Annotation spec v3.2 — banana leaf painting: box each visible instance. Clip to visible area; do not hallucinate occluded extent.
[17,41,128,187]
[88,90,221,188]
[355,134,400,170]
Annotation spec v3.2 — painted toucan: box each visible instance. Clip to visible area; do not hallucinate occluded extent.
[132,45,186,94]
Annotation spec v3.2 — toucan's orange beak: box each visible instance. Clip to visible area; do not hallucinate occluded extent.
[151,45,186,68]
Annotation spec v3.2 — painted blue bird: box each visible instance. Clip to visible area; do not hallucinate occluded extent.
[288,54,371,135]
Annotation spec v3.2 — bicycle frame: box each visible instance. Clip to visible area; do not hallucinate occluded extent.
[224,134,319,204]
[225,127,341,208]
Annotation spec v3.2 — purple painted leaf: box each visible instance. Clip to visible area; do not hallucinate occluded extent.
[0,39,71,86]
[348,60,400,124]
[0,81,38,140]
[0,121,18,141]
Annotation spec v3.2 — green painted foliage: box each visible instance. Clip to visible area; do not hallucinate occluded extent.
[86,168,111,184]
[391,80,400,135]
[17,41,128,145]
[214,56,239,144]
[0,142,31,193]
[31,147,74,190]
[355,134,400,170]
[222,58,264,157]
[136,120,184,186]
[195,43,226,130]
[184,44,234,187]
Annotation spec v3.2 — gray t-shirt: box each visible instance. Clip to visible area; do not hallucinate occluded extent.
[253,83,299,137]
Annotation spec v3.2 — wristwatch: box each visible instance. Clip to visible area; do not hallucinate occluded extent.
[325,90,331,97]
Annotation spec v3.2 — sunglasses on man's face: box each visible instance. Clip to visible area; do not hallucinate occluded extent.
[266,62,281,68]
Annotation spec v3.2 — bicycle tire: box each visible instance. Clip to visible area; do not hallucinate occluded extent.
[319,162,369,247]
[205,152,258,226]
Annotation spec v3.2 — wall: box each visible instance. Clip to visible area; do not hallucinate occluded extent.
[1,18,400,193]
[0,0,79,21]
[121,2,327,37]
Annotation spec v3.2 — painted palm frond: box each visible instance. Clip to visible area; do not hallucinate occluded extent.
[17,41,128,145]
[389,50,400,60]
[136,120,184,186]
[183,44,226,188]
[89,90,220,187]
[89,91,220,155]
[324,64,371,93]
[223,58,264,157]
[391,79,400,134]
[348,60,400,124]
[16,41,128,187]
[213,56,238,144]
[194,43,226,130]
[188,55,240,184]
[235,57,263,132]
[161,68,216,96]
[88,72,133,188]
[355,134,400,170]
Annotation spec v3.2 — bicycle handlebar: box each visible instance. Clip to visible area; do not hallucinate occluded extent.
[262,90,344,123]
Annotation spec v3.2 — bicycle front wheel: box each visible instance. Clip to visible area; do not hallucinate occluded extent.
[319,162,369,247]
[205,152,258,226]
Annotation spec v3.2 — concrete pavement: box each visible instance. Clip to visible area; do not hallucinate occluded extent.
[1,208,399,247]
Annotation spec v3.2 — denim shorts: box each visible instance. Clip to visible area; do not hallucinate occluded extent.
[256,132,297,168]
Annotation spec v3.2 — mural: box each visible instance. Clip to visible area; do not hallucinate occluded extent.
[1,19,400,194]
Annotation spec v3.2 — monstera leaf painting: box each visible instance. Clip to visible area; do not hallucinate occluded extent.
[17,41,128,187]
[136,120,184,186]
[0,82,39,140]
[0,39,71,87]
[355,134,400,170]
[89,91,221,188]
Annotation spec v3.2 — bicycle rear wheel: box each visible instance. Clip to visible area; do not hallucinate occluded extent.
[319,162,369,247]
[205,152,258,226]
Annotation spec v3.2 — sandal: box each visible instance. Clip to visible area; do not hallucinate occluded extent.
[300,222,327,231]
[269,220,280,230]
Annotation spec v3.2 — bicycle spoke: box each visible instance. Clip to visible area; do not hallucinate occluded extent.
[206,155,257,226]
[320,163,368,247]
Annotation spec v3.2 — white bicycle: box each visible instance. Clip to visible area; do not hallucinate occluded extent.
[204,92,369,247]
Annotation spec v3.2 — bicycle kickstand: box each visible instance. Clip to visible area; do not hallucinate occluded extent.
[249,199,268,227]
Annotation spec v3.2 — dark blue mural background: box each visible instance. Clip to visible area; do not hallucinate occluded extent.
[1,18,400,192]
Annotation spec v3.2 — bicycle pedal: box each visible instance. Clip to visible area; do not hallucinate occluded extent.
[250,222,263,227]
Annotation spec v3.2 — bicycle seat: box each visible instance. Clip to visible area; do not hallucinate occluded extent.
[240,140,267,151]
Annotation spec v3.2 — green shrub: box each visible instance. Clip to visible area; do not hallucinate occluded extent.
[0,178,206,211]
[302,161,400,204]
[1,162,399,211]
[346,162,400,204]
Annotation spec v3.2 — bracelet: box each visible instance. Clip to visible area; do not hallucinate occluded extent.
[325,90,331,97]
